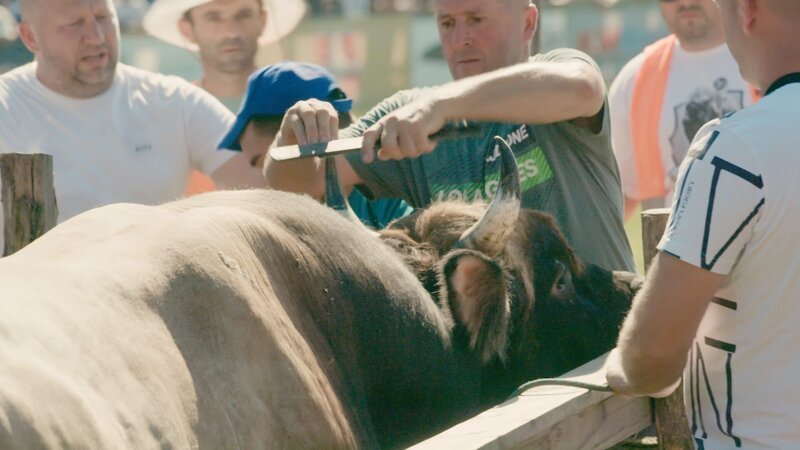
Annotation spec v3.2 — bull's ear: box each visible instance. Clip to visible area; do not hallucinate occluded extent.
[439,249,510,364]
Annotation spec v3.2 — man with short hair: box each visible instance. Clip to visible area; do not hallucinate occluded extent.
[606,1,800,447]
[265,0,635,272]
[0,0,262,253]
[143,0,305,111]
[218,61,413,228]
[143,0,305,193]
[609,0,756,219]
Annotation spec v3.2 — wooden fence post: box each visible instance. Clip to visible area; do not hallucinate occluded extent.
[641,208,693,450]
[0,153,58,256]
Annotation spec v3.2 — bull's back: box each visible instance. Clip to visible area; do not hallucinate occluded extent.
[0,193,370,449]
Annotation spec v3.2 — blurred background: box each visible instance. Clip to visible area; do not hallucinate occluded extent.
[0,0,668,115]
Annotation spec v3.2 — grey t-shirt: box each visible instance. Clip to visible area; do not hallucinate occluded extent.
[344,49,635,271]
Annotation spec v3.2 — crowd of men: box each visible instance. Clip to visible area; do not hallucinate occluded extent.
[0,0,798,447]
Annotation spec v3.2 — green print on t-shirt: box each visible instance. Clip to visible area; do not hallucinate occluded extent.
[430,145,554,203]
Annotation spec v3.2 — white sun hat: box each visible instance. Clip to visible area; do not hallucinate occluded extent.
[0,5,18,42]
[142,0,307,51]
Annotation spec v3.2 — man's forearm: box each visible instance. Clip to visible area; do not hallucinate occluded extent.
[606,253,723,397]
[605,348,681,398]
[264,157,324,200]
[435,60,606,125]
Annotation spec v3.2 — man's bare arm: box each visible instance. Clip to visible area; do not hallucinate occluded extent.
[436,59,605,125]
[211,153,266,189]
[606,251,725,396]
[362,59,606,163]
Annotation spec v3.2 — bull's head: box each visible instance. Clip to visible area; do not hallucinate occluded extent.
[325,137,635,401]
[374,137,523,365]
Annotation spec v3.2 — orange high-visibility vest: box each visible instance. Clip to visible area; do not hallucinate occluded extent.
[630,35,759,200]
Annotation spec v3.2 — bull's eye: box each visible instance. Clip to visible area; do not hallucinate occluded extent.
[551,260,574,298]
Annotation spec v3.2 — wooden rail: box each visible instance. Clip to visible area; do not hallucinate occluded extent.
[411,208,692,449]
[0,153,58,255]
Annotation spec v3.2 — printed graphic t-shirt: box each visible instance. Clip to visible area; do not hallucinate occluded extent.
[610,42,754,207]
[344,49,635,272]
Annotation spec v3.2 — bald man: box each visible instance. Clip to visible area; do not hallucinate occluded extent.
[265,0,635,272]
[0,0,263,253]
[607,1,800,447]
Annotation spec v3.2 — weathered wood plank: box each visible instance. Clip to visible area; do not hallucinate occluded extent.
[409,354,651,450]
[641,208,693,450]
[0,153,58,256]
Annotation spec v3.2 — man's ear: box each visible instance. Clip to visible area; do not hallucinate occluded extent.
[259,9,267,34]
[522,4,538,43]
[18,21,39,53]
[178,18,197,44]
[740,0,757,34]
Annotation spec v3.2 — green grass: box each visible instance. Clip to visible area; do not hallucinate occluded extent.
[624,205,645,275]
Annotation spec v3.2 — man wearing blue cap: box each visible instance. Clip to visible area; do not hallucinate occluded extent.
[218,61,412,229]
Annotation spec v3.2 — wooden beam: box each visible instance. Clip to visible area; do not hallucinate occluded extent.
[0,153,58,256]
[409,354,651,450]
[641,209,693,449]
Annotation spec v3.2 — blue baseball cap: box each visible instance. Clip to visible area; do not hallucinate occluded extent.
[218,61,353,151]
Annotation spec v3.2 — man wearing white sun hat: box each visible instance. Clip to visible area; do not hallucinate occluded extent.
[143,0,306,194]
[143,0,307,111]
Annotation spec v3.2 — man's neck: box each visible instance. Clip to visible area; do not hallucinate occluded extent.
[199,67,255,98]
[676,34,726,53]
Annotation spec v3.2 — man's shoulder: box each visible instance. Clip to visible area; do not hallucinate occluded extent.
[529,48,597,66]
[0,63,37,112]
[116,63,199,97]
[0,63,36,92]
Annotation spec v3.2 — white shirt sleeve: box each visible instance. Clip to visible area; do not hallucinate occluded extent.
[658,121,765,275]
[180,83,236,176]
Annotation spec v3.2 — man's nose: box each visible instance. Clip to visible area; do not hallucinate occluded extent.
[83,18,106,45]
[452,22,472,48]
[220,17,244,38]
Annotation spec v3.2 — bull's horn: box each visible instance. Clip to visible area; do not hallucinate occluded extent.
[324,157,361,223]
[455,136,521,257]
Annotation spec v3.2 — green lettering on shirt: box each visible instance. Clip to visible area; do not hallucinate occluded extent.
[430,146,553,203]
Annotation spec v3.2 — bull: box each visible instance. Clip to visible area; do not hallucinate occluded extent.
[0,139,638,449]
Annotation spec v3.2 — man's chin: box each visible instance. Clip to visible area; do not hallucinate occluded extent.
[454,64,484,80]
[78,66,116,89]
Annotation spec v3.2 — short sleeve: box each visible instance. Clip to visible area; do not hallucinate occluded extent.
[658,121,765,275]
[181,82,236,175]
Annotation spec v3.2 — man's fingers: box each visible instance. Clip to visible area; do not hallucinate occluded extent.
[361,123,381,164]
[378,120,400,161]
[396,128,419,159]
[284,99,339,146]
[298,106,321,144]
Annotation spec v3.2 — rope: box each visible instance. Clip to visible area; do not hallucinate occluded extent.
[508,378,613,400]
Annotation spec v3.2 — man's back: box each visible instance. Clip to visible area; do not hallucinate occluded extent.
[658,77,800,448]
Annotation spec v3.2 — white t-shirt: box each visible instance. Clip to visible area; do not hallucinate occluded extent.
[609,42,754,207]
[659,76,800,449]
[0,63,235,252]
